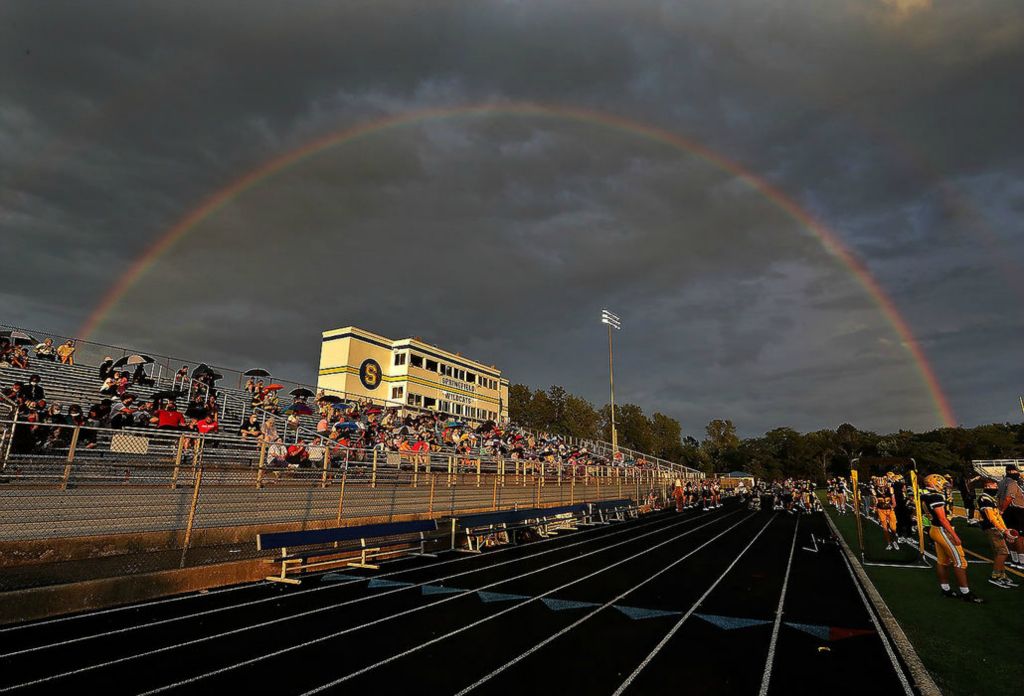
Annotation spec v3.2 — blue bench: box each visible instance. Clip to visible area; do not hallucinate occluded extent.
[257,519,439,584]
[453,504,589,552]
[588,498,638,524]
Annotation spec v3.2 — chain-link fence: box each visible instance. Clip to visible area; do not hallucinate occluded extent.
[0,419,671,590]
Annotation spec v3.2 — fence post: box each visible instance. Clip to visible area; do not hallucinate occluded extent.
[320,445,330,488]
[535,474,541,507]
[428,473,436,516]
[540,461,545,487]
[476,458,481,487]
[372,449,378,489]
[492,475,498,510]
[179,464,204,569]
[447,456,453,487]
[170,435,186,489]
[61,425,81,490]
[255,441,267,489]
[570,468,575,505]
[335,470,348,524]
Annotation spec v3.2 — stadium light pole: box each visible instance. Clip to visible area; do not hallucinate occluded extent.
[601,309,621,454]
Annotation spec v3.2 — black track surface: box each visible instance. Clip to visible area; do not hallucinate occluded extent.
[0,502,914,695]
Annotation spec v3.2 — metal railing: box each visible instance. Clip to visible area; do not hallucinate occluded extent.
[0,418,672,586]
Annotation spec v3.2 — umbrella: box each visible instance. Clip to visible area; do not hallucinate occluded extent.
[284,403,314,415]
[244,368,272,377]
[290,387,314,398]
[334,421,360,431]
[1,330,36,346]
[318,394,343,404]
[112,354,154,368]
[367,406,382,414]
[446,420,466,428]
[265,383,285,391]
[191,363,214,378]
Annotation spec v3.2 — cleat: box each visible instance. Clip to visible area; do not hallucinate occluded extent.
[988,577,1012,589]
[959,591,985,604]
[941,588,959,599]
[1001,576,1020,587]
[885,544,893,551]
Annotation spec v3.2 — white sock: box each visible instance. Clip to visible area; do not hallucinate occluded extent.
[940,583,950,591]
[1011,551,1019,563]
[959,586,970,594]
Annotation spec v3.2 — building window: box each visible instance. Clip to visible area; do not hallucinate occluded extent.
[423,397,436,409]
[410,354,423,368]
[394,353,407,366]
[466,372,476,383]
[407,393,422,407]
[391,386,404,400]
[426,359,438,372]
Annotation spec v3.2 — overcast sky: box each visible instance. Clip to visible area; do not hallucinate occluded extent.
[3,0,1022,437]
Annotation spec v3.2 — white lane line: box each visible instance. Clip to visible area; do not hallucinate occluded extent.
[837,547,914,696]
[611,513,780,696]
[296,512,757,695]
[0,508,670,658]
[0,582,264,634]
[2,510,723,692]
[0,505,660,636]
[757,516,800,696]
[454,513,774,695]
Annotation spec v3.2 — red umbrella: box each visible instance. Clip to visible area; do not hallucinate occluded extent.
[266,383,285,391]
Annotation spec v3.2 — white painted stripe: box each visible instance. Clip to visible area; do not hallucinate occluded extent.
[2,509,719,691]
[611,514,778,696]
[454,514,772,695]
[0,506,669,657]
[0,582,263,634]
[837,547,914,696]
[298,511,756,695]
[757,516,800,696]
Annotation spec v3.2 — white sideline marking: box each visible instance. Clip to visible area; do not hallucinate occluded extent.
[2,510,717,691]
[609,514,777,695]
[454,514,772,695]
[0,507,667,658]
[837,550,914,696]
[757,516,800,696]
[297,511,756,695]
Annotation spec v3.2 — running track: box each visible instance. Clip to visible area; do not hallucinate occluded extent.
[0,501,915,694]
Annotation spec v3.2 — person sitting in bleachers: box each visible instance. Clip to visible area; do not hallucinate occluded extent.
[34,338,57,362]
[10,347,29,369]
[99,373,119,396]
[239,413,261,439]
[151,401,187,430]
[286,439,310,467]
[195,412,219,435]
[98,356,114,381]
[56,340,75,365]
[110,394,138,429]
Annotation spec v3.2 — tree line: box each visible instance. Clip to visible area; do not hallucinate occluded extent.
[509,383,1024,480]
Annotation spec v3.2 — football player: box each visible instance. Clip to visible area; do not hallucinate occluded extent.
[922,473,983,602]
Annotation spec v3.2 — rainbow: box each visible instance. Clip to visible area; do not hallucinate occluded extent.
[78,101,957,427]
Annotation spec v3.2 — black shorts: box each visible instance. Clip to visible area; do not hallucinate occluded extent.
[1003,506,1024,533]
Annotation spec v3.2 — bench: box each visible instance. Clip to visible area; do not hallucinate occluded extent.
[256,519,440,584]
[587,498,638,525]
[453,503,589,553]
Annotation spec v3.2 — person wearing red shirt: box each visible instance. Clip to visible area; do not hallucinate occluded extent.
[195,414,219,435]
[151,402,187,430]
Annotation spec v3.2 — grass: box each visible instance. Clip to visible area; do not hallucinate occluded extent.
[823,497,1024,696]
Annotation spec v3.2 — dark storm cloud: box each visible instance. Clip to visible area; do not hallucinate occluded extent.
[3,0,1023,436]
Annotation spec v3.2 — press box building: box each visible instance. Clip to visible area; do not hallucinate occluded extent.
[317,326,509,423]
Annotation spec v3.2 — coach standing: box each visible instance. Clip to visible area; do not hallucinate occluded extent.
[998,464,1024,570]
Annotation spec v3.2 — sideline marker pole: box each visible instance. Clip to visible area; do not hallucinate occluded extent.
[851,467,866,562]
[910,470,926,558]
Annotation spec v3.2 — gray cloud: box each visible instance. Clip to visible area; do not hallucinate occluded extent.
[3,0,1023,436]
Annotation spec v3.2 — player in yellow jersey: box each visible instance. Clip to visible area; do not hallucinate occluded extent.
[921,473,984,603]
[978,478,1019,588]
[874,478,899,551]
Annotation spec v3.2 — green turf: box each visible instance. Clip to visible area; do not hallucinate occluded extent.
[822,498,1024,696]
